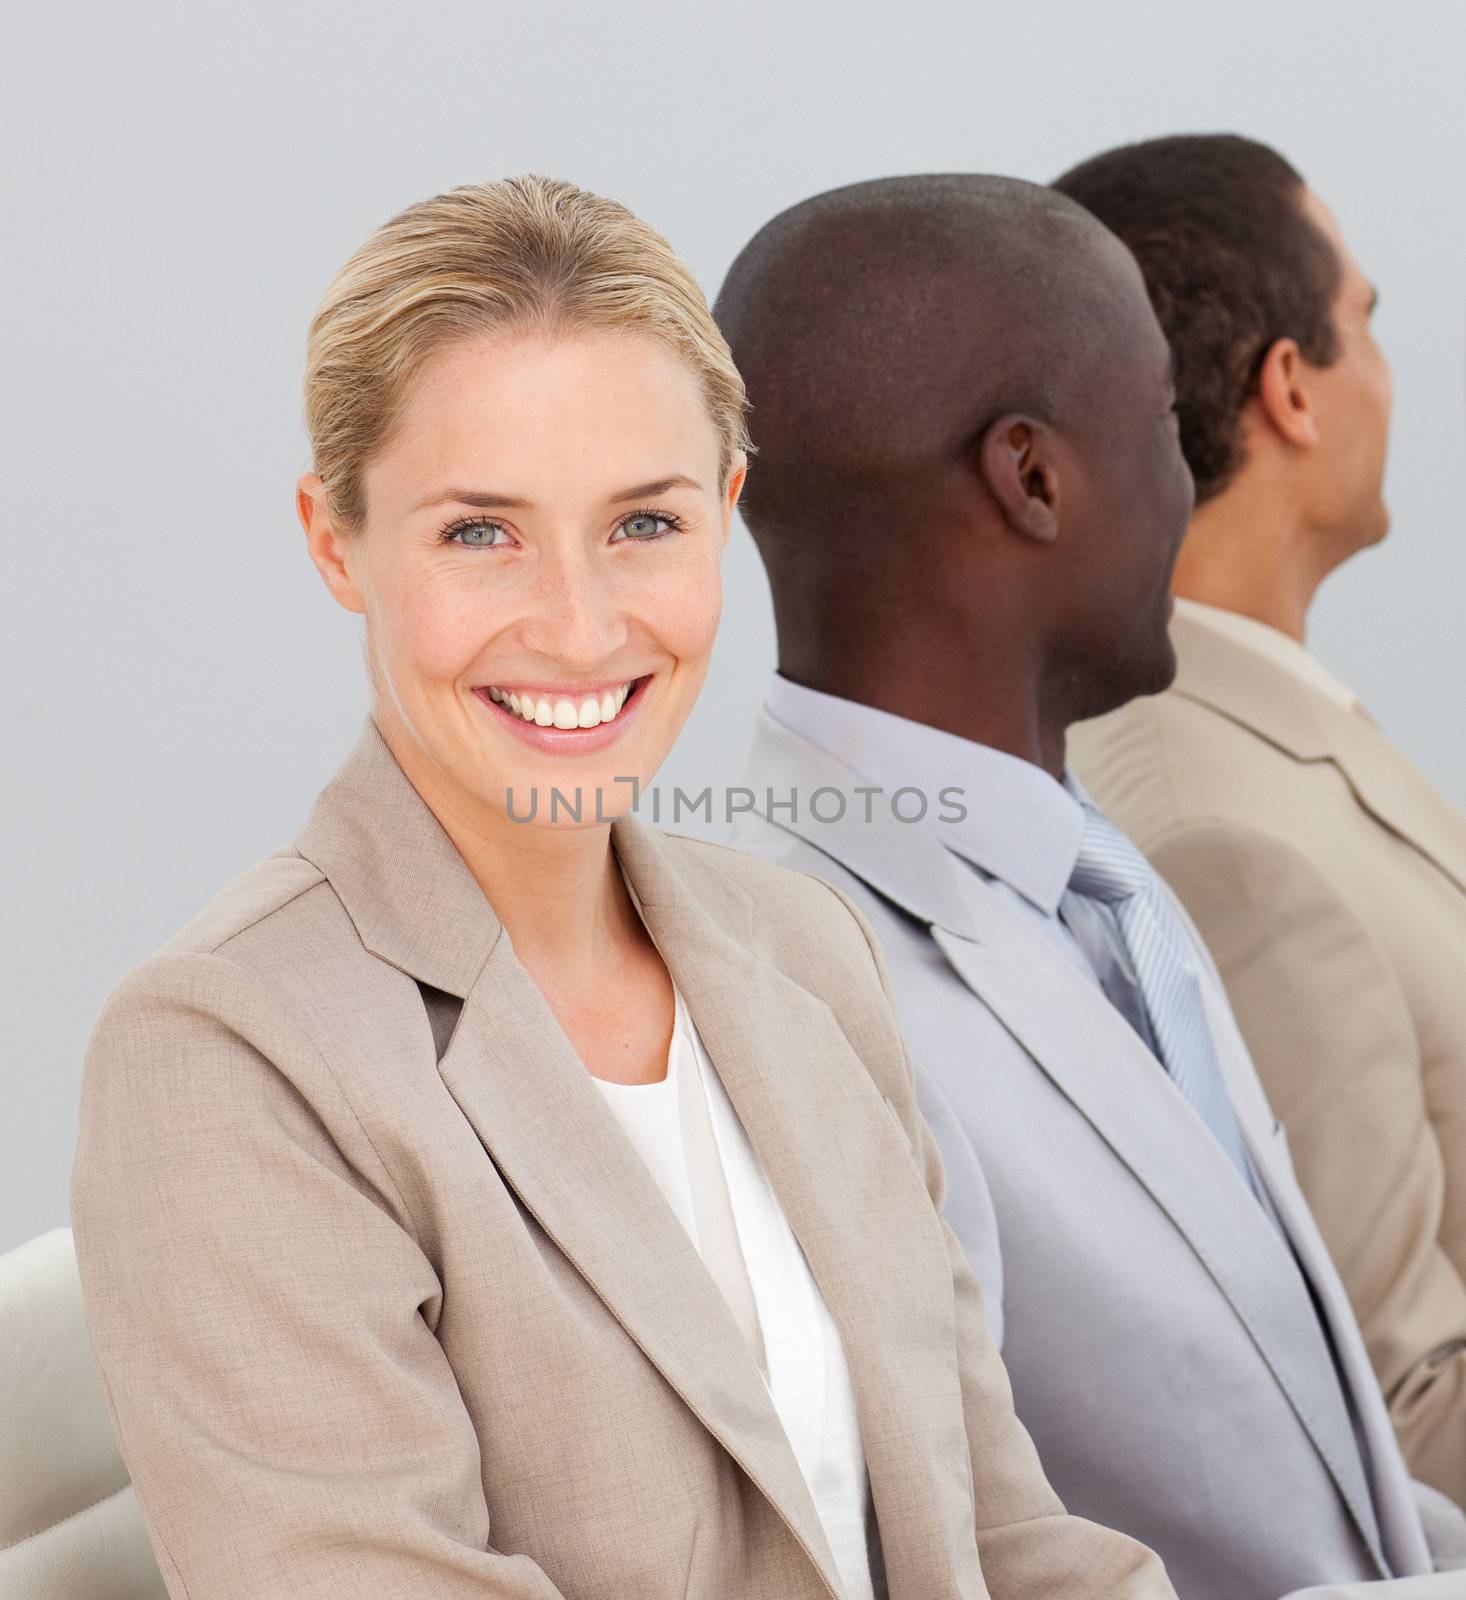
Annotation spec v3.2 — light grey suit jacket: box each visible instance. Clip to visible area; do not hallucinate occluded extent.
[70,714,1174,1600]
[733,708,1466,1600]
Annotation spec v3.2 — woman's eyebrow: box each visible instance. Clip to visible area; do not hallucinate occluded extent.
[413,487,530,512]
[608,474,706,501]
[414,474,707,514]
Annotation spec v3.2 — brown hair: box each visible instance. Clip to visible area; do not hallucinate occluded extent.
[1054,134,1341,502]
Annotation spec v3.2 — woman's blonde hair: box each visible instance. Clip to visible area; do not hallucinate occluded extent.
[304,175,750,528]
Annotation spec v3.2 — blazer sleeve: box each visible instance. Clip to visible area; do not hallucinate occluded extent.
[1147,820,1466,1513]
[811,879,1179,1600]
[70,950,570,1600]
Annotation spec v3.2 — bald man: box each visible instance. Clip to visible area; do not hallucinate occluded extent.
[716,174,1466,1600]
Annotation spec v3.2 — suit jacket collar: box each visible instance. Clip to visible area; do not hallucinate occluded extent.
[741,708,980,938]
[1173,597,1360,710]
[1171,607,1466,897]
[293,715,507,999]
[742,705,1396,1573]
[764,673,1085,916]
[1168,605,1335,761]
[292,714,980,1599]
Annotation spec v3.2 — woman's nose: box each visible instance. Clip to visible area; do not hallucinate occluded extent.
[518,550,629,667]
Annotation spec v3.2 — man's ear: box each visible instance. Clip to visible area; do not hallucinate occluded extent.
[297,472,367,615]
[978,415,1061,543]
[1252,337,1320,449]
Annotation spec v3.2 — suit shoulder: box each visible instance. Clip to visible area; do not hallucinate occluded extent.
[150,846,327,963]
[101,846,370,1036]
[1072,685,1278,843]
[82,855,334,1150]
[84,845,420,1155]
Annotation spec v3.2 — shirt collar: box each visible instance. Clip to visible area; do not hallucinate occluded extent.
[763,671,1085,915]
[1174,597,1359,710]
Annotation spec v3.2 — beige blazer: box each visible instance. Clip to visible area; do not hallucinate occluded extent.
[70,715,1172,1600]
[1071,607,1466,1509]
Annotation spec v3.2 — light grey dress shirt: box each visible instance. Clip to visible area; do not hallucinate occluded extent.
[764,672,1162,1053]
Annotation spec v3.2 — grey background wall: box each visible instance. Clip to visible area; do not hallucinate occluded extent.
[4,0,1463,1254]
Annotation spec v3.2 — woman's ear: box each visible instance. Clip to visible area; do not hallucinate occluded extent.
[978,415,1061,544]
[297,473,367,615]
[719,450,749,549]
[1253,337,1320,450]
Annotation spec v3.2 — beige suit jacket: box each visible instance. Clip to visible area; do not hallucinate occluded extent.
[1070,606,1466,1508]
[70,715,1172,1600]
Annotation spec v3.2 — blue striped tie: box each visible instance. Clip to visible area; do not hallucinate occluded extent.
[1069,805,1257,1189]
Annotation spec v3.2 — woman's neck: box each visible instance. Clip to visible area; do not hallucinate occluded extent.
[380,722,636,978]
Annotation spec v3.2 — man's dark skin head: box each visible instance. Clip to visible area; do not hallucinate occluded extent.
[714,174,1195,779]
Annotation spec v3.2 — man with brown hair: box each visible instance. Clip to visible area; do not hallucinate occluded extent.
[1059,134,1466,1508]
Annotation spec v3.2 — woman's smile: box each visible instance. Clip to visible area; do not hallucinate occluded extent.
[471,671,653,754]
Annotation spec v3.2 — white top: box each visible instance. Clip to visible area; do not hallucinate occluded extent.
[1174,596,1359,709]
[593,973,883,1600]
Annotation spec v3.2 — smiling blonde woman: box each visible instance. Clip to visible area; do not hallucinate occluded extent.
[69,176,1174,1600]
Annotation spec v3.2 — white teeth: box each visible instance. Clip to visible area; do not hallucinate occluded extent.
[488,679,637,728]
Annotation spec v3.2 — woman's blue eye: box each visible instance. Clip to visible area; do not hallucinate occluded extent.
[447,519,505,546]
[618,513,672,541]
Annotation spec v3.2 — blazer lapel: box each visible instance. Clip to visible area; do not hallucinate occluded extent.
[295,716,844,1599]
[613,816,984,1596]
[1172,609,1466,897]
[1315,698,1466,897]
[741,708,1386,1567]
[435,940,844,1599]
